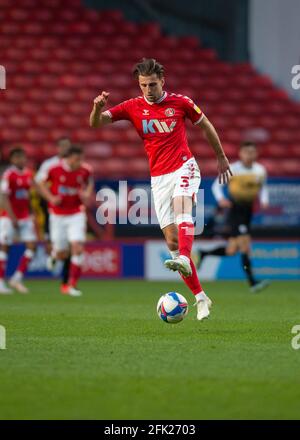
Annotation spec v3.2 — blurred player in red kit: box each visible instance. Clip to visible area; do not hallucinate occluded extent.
[36,146,93,297]
[35,136,72,293]
[90,58,232,320]
[0,148,37,294]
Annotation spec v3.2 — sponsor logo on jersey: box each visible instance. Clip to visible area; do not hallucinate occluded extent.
[165,108,175,117]
[193,104,201,114]
[15,189,29,199]
[58,186,78,196]
[142,119,177,134]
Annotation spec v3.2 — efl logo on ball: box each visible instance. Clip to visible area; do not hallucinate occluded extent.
[157,292,188,324]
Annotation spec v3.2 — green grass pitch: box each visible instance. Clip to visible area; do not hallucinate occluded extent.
[0,279,300,420]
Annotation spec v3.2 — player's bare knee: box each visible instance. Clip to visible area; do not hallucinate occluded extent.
[238,236,250,254]
[71,243,84,255]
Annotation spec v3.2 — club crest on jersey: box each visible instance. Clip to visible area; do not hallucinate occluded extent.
[142,119,176,134]
[165,108,175,117]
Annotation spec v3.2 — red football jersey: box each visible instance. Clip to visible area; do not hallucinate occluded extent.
[0,166,33,220]
[104,92,204,176]
[44,160,92,215]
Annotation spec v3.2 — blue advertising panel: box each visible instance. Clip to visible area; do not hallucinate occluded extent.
[216,242,300,280]
[6,242,144,279]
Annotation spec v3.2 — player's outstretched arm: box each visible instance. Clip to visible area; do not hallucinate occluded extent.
[199,115,232,184]
[89,91,112,128]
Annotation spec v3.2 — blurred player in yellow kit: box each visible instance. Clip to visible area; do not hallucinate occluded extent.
[198,141,270,292]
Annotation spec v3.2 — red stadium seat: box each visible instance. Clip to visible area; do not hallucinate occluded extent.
[44,61,68,75]
[280,160,300,176]
[47,128,72,142]
[26,89,50,102]
[0,3,299,179]
[3,89,23,102]
[8,114,30,129]
[272,129,296,143]
[1,23,22,34]
[22,22,45,34]
[38,37,59,49]
[1,128,25,143]
[36,75,58,88]
[57,9,79,22]
[19,60,42,74]
[31,9,54,22]
[84,143,113,159]
[33,114,57,129]
[261,144,290,159]
[95,158,127,178]
[190,143,216,159]
[18,101,41,116]
[289,145,300,157]
[25,129,47,143]
[259,159,283,177]
[99,9,123,22]
[52,89,75,102]
[72,128,98,143]
[41,143,57,157]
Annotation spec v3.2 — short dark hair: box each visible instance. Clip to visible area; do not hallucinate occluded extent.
[133,58,165,79]
[65,145,83,157]
[9,147,25,160]
[240,141,257,149]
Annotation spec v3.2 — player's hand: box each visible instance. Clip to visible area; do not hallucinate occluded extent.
[217,155,232,184]
[219,198,232,209]
[49,195,62,206]
[93,91,110,109]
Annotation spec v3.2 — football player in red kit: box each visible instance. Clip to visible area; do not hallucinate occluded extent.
[36,146,93,297]
[0,148,37,294]
[90,58,232,320]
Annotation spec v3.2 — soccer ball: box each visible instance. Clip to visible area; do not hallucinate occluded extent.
[157,292,188,324]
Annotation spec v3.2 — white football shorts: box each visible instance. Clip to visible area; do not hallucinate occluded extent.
[151,157,201,229]
[0,216,37,245]
[49,211,87,251]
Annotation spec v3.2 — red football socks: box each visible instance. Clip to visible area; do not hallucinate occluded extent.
[17,255,32,274]
[68,255,84,287]
[178,221,194,258]
[180,257,203,295]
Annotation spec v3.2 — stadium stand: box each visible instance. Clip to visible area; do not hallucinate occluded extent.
[1,0,300,178]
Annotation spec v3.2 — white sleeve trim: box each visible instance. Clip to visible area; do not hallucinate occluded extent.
[193,113,205,125]
[103,110,112,118]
